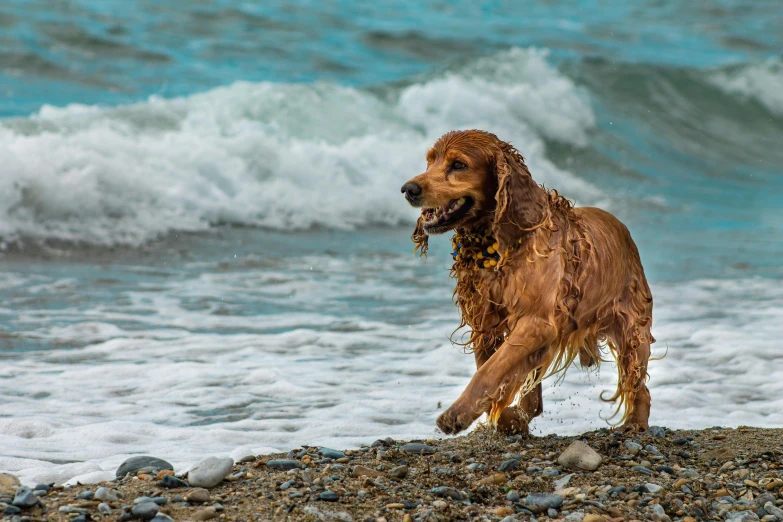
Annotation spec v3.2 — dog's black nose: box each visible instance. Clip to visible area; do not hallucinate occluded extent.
[401,182,422,202]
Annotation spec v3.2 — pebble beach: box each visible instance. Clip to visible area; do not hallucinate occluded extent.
[3,425,783,522]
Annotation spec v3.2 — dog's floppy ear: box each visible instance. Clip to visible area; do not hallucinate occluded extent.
[411,214,429,257]
[491,142,548,254]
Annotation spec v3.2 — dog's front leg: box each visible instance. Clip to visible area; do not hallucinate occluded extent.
[437,317,556,435]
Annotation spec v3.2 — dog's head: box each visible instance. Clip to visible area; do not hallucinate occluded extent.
[402,129,547,255]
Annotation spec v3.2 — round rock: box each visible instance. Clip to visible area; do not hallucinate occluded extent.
[131,501,159,520]
[431,486,463,501]
[499,459,521,472]
[159,474,187,488]
[525,493,563,509]
[318,491,339,501]
[318,448,346,460]
[187,457,234,488]
[12,487,39,508]
[116,456,173,478]
[402,443,436,455]
[266,460,299,471]
[187,488,210,504]
[557,440,603,471]
[94,487,119,502]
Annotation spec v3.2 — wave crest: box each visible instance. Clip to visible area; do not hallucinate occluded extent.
[709,57,783,116]
[0,48,597,246]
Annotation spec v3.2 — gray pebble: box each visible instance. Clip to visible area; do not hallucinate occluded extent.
[431,486,464,501]
[645,445,665,457]
[59,506,89,515]
[754,493,775,508]
[266,460,299,471]
[548,508,559,518]
[525,493,564,509]
[500,459,521,471]
[150,515,175,522]
[11,487,38,508]
[633,465,653,475]
[4,505,21,515]
[74,491,93,500]
[159,475,187,488]
[116,456,173,478]
[506,490,520,502]
[134,496,168,505]
[94,487,119,502]
[625,441,642,454]
[98,503,112,514]
[318,491,339,501]
[647,426,666,438]
[319,448,346,459]
[726,511,760,521]
[764,502,783,519]
[131,501,160,520]
[466,463,486,471]
[645,483,663,494]
[32,484,50,493]
[402,444,436,455]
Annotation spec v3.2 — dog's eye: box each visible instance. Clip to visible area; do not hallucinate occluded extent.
[451,161,467,170]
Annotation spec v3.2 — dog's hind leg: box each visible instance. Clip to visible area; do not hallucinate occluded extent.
[495,375,542,435]
[605,286,654,432]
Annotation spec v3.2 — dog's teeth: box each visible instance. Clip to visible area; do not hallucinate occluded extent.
[458,197,465,205]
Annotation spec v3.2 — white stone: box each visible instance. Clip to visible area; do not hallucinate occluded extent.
[557,440,603,471]
[187,457,234,488]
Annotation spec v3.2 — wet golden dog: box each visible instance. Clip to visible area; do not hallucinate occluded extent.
[401,130,655,435]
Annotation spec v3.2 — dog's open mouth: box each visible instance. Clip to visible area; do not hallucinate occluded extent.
[421,197,474,232]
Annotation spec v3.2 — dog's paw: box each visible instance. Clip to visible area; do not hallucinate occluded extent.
[436,404,477,435]
[495,407,531,436]
[619,420,649,433]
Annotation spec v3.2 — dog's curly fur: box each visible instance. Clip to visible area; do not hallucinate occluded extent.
[403,130,655,435]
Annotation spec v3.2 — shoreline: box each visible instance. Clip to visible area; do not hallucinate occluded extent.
[3,426,783,521]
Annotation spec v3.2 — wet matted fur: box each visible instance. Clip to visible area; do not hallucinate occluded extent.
[402,130,655,435]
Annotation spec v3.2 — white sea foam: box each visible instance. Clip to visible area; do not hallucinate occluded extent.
[0,244,780,485]
[709,57,783,116]
[0,48,598,246]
